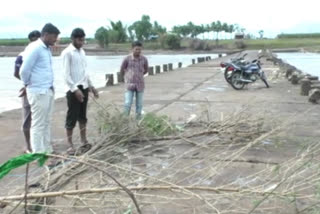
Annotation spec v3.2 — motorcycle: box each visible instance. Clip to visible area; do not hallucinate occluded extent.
[220,53,248,84]
[228,57,269,90]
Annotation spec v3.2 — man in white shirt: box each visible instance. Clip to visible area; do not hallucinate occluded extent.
[61,28,98,155]
[20,23,60,153]
[14,30,41,153]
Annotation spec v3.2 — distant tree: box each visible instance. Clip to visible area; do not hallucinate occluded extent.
[205,24,211,39]
[109,20,127,42]
[162,34,181,49]
[127,25,135,41]
[152,21,167,35]
[228,24,235,39]
[197,24,206,39]
[259,30,264,39]
[222,22,229,39]
[234,24,241,33]
[107,30,120,43]
[212,21,223,45]
[95,27,109,48]
[187,22,197,38]
[172,25,192,37]
[129,15,153,41]
[210,22,216,40]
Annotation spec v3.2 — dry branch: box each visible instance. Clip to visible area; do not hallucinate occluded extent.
[0,185,295,202]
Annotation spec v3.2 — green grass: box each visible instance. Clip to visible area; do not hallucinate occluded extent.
[242,38,320,49]
[0,39,29,46]
[278,33,320,39]
[2,37,320,51]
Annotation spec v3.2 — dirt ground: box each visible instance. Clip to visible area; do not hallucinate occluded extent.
[0,51,320,213]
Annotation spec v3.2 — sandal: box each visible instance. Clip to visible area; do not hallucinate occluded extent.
[47,159,62,169]
[24,149,32,154]
[78,143,92,154]
[67,147,76,156]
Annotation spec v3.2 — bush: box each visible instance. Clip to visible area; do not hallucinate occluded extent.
[233,40,246,49]
[96,108,177,137]
[188,39,211,50]
[160,34,181,49]
[140,113,177,136]
[108,30,120,43]
[95,27,109,48]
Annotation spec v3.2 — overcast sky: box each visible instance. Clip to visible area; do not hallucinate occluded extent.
[0,0,319,38]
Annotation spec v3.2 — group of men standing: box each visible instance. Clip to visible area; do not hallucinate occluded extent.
[15,23,149,156]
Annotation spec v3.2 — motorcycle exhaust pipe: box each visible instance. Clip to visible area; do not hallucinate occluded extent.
[239,79,253,83]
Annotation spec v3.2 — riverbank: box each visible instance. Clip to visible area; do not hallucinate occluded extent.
[1,51,320,213]
[0,43,235,57]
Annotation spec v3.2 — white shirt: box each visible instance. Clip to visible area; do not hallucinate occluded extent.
[61,44,93,92]
[20,39,54,94]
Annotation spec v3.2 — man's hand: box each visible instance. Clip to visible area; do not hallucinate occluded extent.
[74,89,84,103]
[18,87,26,97]
[90,87,99,98]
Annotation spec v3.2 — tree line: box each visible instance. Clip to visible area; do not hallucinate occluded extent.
[95,15,243,49]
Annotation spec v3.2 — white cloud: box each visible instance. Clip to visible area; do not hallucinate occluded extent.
[0,0,319,38]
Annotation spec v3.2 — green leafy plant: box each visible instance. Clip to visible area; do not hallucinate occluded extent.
[139,113,177,136]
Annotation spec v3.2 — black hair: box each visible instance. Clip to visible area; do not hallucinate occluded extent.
[71,28,86,39]
[28,30,41,41]
[132,41,143,48]
[41,23,60,35]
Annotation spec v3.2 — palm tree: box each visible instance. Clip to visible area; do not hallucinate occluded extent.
[210,22,216,40]
[109,20,127,43]
[228,24,235,39]
[215,21,223,45]
[258,30,264,39]
[205,24,211,40]
[222,22,229,39]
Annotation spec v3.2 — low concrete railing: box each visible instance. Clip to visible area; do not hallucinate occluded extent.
[104,56,212,86]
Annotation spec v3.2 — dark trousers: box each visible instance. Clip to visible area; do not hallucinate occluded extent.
[65,86,89,129]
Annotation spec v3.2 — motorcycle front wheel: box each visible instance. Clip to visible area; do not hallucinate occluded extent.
[230,71,245,90]
[224,69,232,84]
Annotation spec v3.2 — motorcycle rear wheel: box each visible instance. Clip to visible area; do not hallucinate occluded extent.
[230,72,245,90]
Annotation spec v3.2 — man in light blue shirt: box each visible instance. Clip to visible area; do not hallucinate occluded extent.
[20,23,60,153]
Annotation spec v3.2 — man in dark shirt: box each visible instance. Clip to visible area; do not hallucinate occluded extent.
[14,30,41,153]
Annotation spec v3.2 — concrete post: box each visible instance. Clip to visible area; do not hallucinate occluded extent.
[307,76,319,81]
[291,74,299,84]
[117,72,124,83]
[105,74,114,86]
[148,66,155,75]
[300,79,311,96]
[197,57,205,63]
[163,64,168,72]
[155,65,161,74]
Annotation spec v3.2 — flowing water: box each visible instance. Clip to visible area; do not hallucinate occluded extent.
[0,54,217,113]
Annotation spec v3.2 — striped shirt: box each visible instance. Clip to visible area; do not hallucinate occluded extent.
[61,44,93,92]
[120,54,148,91]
